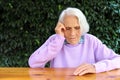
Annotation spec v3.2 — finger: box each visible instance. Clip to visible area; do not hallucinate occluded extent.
[78,67,96,76]
[60,23,66,31]
[55,22,65,31]
[58,22,65,28]
[62,26,66,31]
[74,67,88,75]
[77,65,96,75]
[78,69,88,76]
[73,64,89,75]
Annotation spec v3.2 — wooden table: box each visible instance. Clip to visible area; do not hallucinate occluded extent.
[0,68,120,80]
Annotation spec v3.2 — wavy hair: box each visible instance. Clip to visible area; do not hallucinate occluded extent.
[58,7,89,35]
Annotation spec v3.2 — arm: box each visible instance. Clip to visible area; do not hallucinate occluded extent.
[73,35,120,75]
[28,22,66,68]
[93,39,120,73]
[28,34,65,68]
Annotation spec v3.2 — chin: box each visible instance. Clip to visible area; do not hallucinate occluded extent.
[69,42,78,45]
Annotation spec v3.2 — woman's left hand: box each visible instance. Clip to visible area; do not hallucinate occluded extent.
[73,63,96,76]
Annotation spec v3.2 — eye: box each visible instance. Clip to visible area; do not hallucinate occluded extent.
[75,26,80,30]
[66,27,71,30]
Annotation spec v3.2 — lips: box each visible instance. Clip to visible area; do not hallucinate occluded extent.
[70,38,76,40]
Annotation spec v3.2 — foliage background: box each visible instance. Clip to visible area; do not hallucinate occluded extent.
[0,0,120,67]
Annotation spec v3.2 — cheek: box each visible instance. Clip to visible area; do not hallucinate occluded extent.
[76,31,81,37]
[64,31,70,35]
[64,31,69,36]
[77,30,81,34]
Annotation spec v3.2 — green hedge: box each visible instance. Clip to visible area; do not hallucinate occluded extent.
[0,0,120,67]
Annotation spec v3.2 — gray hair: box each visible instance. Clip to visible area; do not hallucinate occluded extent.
[58,7,89,35]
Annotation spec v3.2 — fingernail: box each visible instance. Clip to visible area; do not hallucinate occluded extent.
[73,72,77,75]
[79,74,82,76]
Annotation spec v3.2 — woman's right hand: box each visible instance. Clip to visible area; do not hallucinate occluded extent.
[55,22,66,37]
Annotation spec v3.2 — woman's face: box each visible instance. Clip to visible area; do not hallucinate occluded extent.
[63,15,81,45]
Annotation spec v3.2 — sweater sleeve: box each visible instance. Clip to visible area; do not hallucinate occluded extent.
[28,34,65,68]
[92,36,120,73]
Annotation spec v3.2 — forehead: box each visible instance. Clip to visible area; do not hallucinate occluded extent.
[63,15,79,27]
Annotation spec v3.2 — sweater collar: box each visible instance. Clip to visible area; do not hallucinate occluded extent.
[64,35,84,44]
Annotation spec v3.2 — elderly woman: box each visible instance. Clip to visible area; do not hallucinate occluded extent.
[28,7,120,75]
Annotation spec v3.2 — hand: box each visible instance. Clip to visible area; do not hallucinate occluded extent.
[73,63,96,76]
[55,22,66,37]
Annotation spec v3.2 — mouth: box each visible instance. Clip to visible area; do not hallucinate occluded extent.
[70,38,76,40]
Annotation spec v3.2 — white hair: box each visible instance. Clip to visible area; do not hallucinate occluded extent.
[58,7,89,35]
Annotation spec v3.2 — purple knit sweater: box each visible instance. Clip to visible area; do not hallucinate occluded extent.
[28,34,120,73]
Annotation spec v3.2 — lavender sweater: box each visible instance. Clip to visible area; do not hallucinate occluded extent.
[28,34,120,73]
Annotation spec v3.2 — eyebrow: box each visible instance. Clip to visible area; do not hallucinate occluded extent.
[65,26,80,27]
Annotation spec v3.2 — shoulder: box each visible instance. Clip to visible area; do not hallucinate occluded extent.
[48,34,65,41]
[84,34,99,39]
[49,34,57,38]
[49,34,64,38]
[83,33,102,44]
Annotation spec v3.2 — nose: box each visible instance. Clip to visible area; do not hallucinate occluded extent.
[70,29,76,36]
